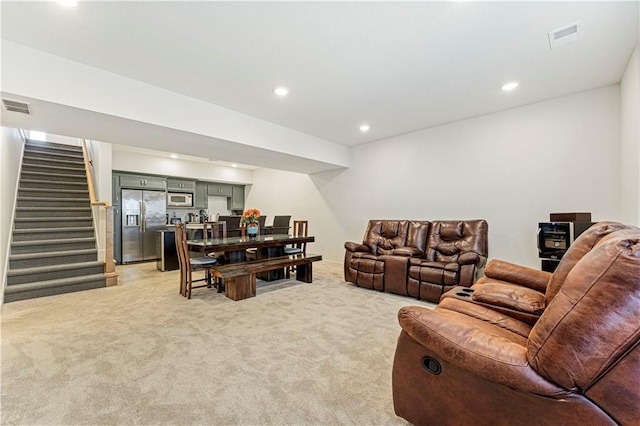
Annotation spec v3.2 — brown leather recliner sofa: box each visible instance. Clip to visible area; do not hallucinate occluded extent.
[392,223,640,425]
[438,221,635,327]
[344,219,488,302]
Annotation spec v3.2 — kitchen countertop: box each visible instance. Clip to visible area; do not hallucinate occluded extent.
[165,223,207,230]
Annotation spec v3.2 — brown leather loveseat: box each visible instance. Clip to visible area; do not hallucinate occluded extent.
[344,219,488,302]
[392,223,640,425]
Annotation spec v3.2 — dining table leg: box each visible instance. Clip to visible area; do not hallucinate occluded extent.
[225,249,247,264]
[256,246,285,281]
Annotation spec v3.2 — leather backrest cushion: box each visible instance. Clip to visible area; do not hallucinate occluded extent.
[527,228,640,391]
[406,221,430,255]
[426,220,488,262]
[441,221,464,239]
[546,222,636,304]
[363,220,409,255]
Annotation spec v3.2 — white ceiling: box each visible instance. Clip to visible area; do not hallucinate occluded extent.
[1,1,638,167]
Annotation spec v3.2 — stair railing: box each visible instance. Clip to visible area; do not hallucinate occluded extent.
[82,139,118,286]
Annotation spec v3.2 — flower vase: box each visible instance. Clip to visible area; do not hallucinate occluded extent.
[247,224,259,238]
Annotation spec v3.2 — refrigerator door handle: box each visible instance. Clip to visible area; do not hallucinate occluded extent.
[140,201,145,232]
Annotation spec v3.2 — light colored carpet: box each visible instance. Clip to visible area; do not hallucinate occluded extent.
[1,261,434,425]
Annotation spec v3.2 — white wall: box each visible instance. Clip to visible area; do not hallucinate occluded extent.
[112,150,254,184]
[245,169,343,263]
[1,127,25,302]
[90,140,113,204]
[620,46,640,226]
[247,85,622,268]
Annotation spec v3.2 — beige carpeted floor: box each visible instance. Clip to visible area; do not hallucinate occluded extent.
[1,260,434,425]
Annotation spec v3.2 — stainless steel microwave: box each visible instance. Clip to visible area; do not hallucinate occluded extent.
[167,192,193,207]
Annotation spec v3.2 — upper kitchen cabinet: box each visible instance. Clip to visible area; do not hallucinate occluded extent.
[194,182,208,209]
[119,174,167,191]
[207,183,233,197]
[228,185,245,210]
[167,178,196,193]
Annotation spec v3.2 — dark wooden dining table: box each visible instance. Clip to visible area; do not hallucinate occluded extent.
[187,234,315,281]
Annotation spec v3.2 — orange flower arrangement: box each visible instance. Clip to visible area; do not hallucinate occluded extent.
[241,208,261,225]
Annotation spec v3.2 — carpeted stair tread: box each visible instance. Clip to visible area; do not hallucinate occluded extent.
[24,149,83,158]
[20,171,87,181]
[26,140,82,152]
[15,217,93,223]
[17,206,91,212]
[23,158,84,166]
[14,219,94,229]
[24,146,84,158]
[22,163,85,172]
[15,208,92,218]
[9,249,99,269]
[6,261,105,278]
[19,188,89,195]
[10,248,98,262]
[12,237,96,247]
[21,163,86,174]
[17,197,89,203]
[5,274,106,295]
[20,179,88,187]
[17,196,90,202]
[13,227,95,236]
[24,153,84,169]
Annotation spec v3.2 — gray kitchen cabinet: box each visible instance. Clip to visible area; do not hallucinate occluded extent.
[167,178,196,193]
[112,174,121,205]
[194,182,208,209]
[227,185,245,210]
[207,183,233,197]
[119,174,166,190]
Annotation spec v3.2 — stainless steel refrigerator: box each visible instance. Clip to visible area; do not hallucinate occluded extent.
[122,189,167,263]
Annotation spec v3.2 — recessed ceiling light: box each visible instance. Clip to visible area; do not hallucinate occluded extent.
[170,154,178,159]
[359,124,370,132]
[231,163,238,168]
[57,0,78,7]
[502,82,519,91]
[273,86,289,97]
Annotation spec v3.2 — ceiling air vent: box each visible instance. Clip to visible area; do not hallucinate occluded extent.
[2,99,31,114]
[548,21,582,49]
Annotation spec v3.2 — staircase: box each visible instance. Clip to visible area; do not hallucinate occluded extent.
[5,139,107,303]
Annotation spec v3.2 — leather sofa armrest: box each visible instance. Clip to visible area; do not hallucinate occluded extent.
[437,297,533,338]
[471,283,546,315]
[397,306,563,395]
[344,241,371,253]
[391,247,423,257]
[483,259,551,292]
[458,252,487,267]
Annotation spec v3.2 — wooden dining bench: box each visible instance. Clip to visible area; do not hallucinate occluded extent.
[209,253,323,301]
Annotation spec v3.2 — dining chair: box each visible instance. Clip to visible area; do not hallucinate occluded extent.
[204,221,228,290]
[219,215,243,237]
[284,220,308,277]
[268,215,291,235]
[203,221,227,239]
[175,223,218,299]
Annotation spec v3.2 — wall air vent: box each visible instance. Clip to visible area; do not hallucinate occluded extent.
[548,21,582,49]
[2,99,31,114]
